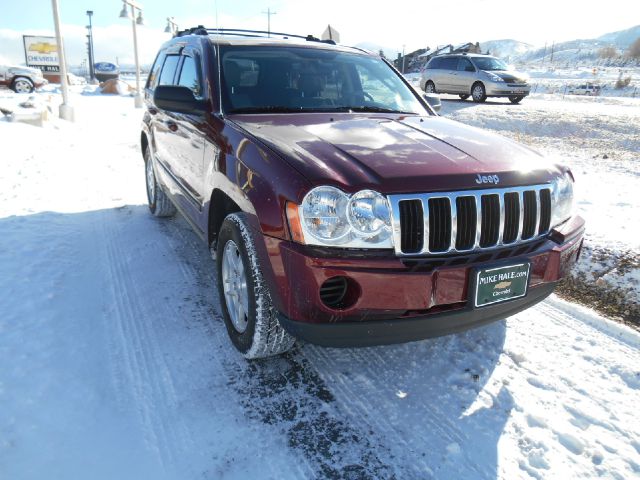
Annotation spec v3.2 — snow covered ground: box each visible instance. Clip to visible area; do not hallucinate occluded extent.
[1,89,639,479]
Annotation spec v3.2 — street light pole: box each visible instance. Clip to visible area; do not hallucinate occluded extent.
[86,10,96,82]
[120,0,144,108]
[164,17,178,35]
[51,0,73,121]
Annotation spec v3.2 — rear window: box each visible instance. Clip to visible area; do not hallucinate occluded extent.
[158,55,180,86]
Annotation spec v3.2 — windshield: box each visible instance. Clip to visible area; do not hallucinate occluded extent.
[220,46,428,115]
[471,57,509,71]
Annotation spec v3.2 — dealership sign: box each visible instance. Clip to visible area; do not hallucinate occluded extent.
[23,35,60,73]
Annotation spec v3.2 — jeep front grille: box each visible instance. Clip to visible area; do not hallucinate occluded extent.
[389,185,552,256]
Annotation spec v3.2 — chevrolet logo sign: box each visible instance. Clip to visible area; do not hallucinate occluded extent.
[29,42,58,54]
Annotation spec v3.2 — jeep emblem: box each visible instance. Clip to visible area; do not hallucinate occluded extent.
[475,174,500,185]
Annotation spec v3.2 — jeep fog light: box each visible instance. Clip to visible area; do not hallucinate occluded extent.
[551,172,574,228]
[347,190,391,237]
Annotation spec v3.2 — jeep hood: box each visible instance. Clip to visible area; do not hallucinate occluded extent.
[231,114,560,194]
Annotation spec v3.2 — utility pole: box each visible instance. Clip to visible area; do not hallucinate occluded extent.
[51,0,73,121]
[402,45,406,74]
[262,7,276,37]
[550,41,555,64]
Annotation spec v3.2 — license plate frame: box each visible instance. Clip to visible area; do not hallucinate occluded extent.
[474,262,531,308]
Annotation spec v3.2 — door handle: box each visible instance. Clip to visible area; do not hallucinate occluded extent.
[166,120,178,132]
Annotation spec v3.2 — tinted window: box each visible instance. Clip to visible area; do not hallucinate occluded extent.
[178,55,201,96]
[427,57,441,69]
[457,58,474,71]
[471,57,508,71]
[440,57,458,70]
[146,52,165,90]
[158,55,180,86]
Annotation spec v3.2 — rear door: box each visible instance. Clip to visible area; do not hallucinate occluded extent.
[437,57,458,92]
[169,49,207,205]
[151,52,182,182]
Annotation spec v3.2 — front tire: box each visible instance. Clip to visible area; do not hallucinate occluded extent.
[471,82,487,103]
[509,95,524,104]
[11,77,34,93]
[424,81,436,94]
[144,147,176,217]
[217,213,295,359]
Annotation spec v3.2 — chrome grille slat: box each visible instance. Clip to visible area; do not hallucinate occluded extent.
[389,184,553,257]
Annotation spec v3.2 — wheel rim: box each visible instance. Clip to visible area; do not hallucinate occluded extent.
[14,80,31,93]
[425,83,435,93]
[222,240,249,333]
[473,85,484,100]
[145,158,156,204]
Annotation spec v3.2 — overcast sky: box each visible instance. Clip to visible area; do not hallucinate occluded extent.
[0,0,638,66]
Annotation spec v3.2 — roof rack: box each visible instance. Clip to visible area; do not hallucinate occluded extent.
[175,26,336,45]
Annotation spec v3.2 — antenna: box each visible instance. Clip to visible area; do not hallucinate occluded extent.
[261,7,277,37]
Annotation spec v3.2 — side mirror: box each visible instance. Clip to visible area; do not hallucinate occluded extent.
[153,85,206,114]
[423,93,441,113]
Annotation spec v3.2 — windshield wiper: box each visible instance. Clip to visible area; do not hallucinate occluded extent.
[228,106,312,114]
[331,106,414,114]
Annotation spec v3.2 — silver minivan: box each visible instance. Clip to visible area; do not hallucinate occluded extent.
[420,54,530,104]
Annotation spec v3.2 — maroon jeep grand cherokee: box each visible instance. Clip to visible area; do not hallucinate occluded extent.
[141,27,584,358]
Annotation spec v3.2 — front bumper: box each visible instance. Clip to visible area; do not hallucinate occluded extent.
[260,216,584,347]
[485,82,531,97]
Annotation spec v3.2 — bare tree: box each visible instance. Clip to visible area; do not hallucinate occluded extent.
[598,46,617,59]
[628,37,640,59]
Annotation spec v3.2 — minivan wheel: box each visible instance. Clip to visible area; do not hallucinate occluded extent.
[424,81,436,94]
[509,95,524,104]
[217,213,295,359]
[12,77,34,93]
[459,94,470,101]
[144,147,176,217]
[472,83,487,103]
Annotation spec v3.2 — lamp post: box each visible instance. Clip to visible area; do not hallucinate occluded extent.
[164,17,178,35]
[51,0,73,121]
[119,0,144,108]
[86,10,96,82]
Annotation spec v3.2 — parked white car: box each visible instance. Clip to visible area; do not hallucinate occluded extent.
[568,84,601,96]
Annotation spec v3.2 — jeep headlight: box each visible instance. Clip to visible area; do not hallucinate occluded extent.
[291,186,393,248]
[551,172,574,228]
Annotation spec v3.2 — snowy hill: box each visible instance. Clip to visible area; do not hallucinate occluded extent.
[479,39,534,60]
[517,24,640,63]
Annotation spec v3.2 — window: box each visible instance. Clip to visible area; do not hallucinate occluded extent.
[146,52,165,90]
[178,55,201,96]
[457,58,474,72]
[220,46,428,115]
[158,55,180,86]
[471,57,508,71]
[440,57,458,70]
[427,57,441,69]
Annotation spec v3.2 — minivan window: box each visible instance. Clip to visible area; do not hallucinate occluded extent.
[440,57,458,70]
[158,55,180,86]
[472,57,508,71]
[457,58,474,72]
[178,55,201,96]
[427,57,441,69]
